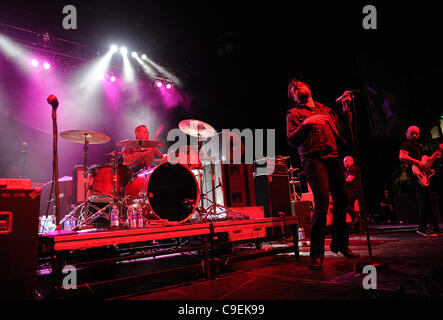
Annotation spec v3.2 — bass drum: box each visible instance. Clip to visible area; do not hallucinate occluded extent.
[124,162,200,222]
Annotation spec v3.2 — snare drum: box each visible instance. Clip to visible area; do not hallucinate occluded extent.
[124,162,200,222]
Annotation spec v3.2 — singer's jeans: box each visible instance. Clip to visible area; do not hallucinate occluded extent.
[302,157,349,258]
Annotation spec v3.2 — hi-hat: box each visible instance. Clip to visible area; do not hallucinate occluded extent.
[115,139,164,149]
[178,119,216,138]
[60,130,111,144]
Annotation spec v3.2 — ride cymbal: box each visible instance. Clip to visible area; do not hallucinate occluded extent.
[178,119,216,138]
[60,130,111,144]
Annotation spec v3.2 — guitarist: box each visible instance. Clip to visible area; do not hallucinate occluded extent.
[399,126,442,236]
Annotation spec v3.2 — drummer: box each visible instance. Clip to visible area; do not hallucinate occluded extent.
[122,125,164,171]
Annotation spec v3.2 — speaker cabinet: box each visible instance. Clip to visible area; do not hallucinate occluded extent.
[0,189,41,299]
[254,174,292,237]
[39,178,73,221]
[201,162,255,209]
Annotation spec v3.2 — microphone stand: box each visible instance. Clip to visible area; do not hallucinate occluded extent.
[340,92,373,258]
[48,95,61,231]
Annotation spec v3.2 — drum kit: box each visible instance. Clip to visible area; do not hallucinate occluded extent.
[59,119,241,231]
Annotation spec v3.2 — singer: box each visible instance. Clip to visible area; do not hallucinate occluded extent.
[286,78,359,271]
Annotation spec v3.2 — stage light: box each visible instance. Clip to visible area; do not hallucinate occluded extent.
[155,80,163,88]
[43,62,51,70]
[132,53,156,78]
[31,59,39,67]
[166,83,172,89]
[120,47,127,55]
[110,75,116,82]
[141,54,147,60]
[131,52,137,58]
[143,55,181,87]
[110,44,118,53]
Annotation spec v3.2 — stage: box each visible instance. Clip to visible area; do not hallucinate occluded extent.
[36,224,443,302]
[37,215,300,299]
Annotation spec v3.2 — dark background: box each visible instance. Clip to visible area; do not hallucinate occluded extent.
[1,1,442,212]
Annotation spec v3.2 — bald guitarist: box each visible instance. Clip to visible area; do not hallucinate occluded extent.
[399,126,442,236]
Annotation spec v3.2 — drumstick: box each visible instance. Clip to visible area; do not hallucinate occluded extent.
[152,125,164,141]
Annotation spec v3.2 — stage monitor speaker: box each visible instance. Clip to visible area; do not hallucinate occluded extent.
[0,189,41,299]
[394,194,420,224]
[201,162,255,209]
[39,177,73,220]
[254,174,292,237]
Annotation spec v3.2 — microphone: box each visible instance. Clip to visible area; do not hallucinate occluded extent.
[47,95,59,109]
[336,90,360,103]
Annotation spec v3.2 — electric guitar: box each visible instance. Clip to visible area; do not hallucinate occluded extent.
[412,143,443,187]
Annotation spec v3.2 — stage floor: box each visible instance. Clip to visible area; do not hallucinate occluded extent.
[36,223,443,302]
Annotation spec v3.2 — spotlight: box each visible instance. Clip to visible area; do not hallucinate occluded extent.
[31,59,39,67]
[141,54,147,60]
[131,51,137,58]
[120,47,127,55]
[166,83,173,89]
[43,62,51,70]
[110,44,118,53]
[155,80,163,88]
[110,75,116,82]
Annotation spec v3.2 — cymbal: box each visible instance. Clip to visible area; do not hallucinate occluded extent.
[115,139,164,149]
[60,130,111,144]
[178,119,216,138]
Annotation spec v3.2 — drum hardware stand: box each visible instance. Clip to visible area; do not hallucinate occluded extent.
[75,150,126,229]
[194,160,248,222]
[288,165,302,201]
[60,134,94,229]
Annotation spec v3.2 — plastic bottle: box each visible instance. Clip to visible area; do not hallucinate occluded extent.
[127,206,136,228]
[110,204,119,227]
[298,227,305,241]
[136,207,144,228]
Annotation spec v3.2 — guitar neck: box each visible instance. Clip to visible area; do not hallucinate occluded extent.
[427,144,443,167]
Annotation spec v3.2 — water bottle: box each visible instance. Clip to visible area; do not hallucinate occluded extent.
[64,217,72,231]
[41,215,48,233]
[127,206,136,228]
[111,204,119,227]
[38,216,44,233]
[70,217,76,230]
[136,207,144,228]
[298,227,305,241]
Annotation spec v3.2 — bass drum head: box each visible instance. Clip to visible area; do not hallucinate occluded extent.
[147,162,199,222]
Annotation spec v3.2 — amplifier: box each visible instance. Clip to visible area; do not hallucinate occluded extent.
[201,162,255,209]
[0,189,41,299]
[254,157,288,176]
[0,178,32,190]
[254,174,292,237]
